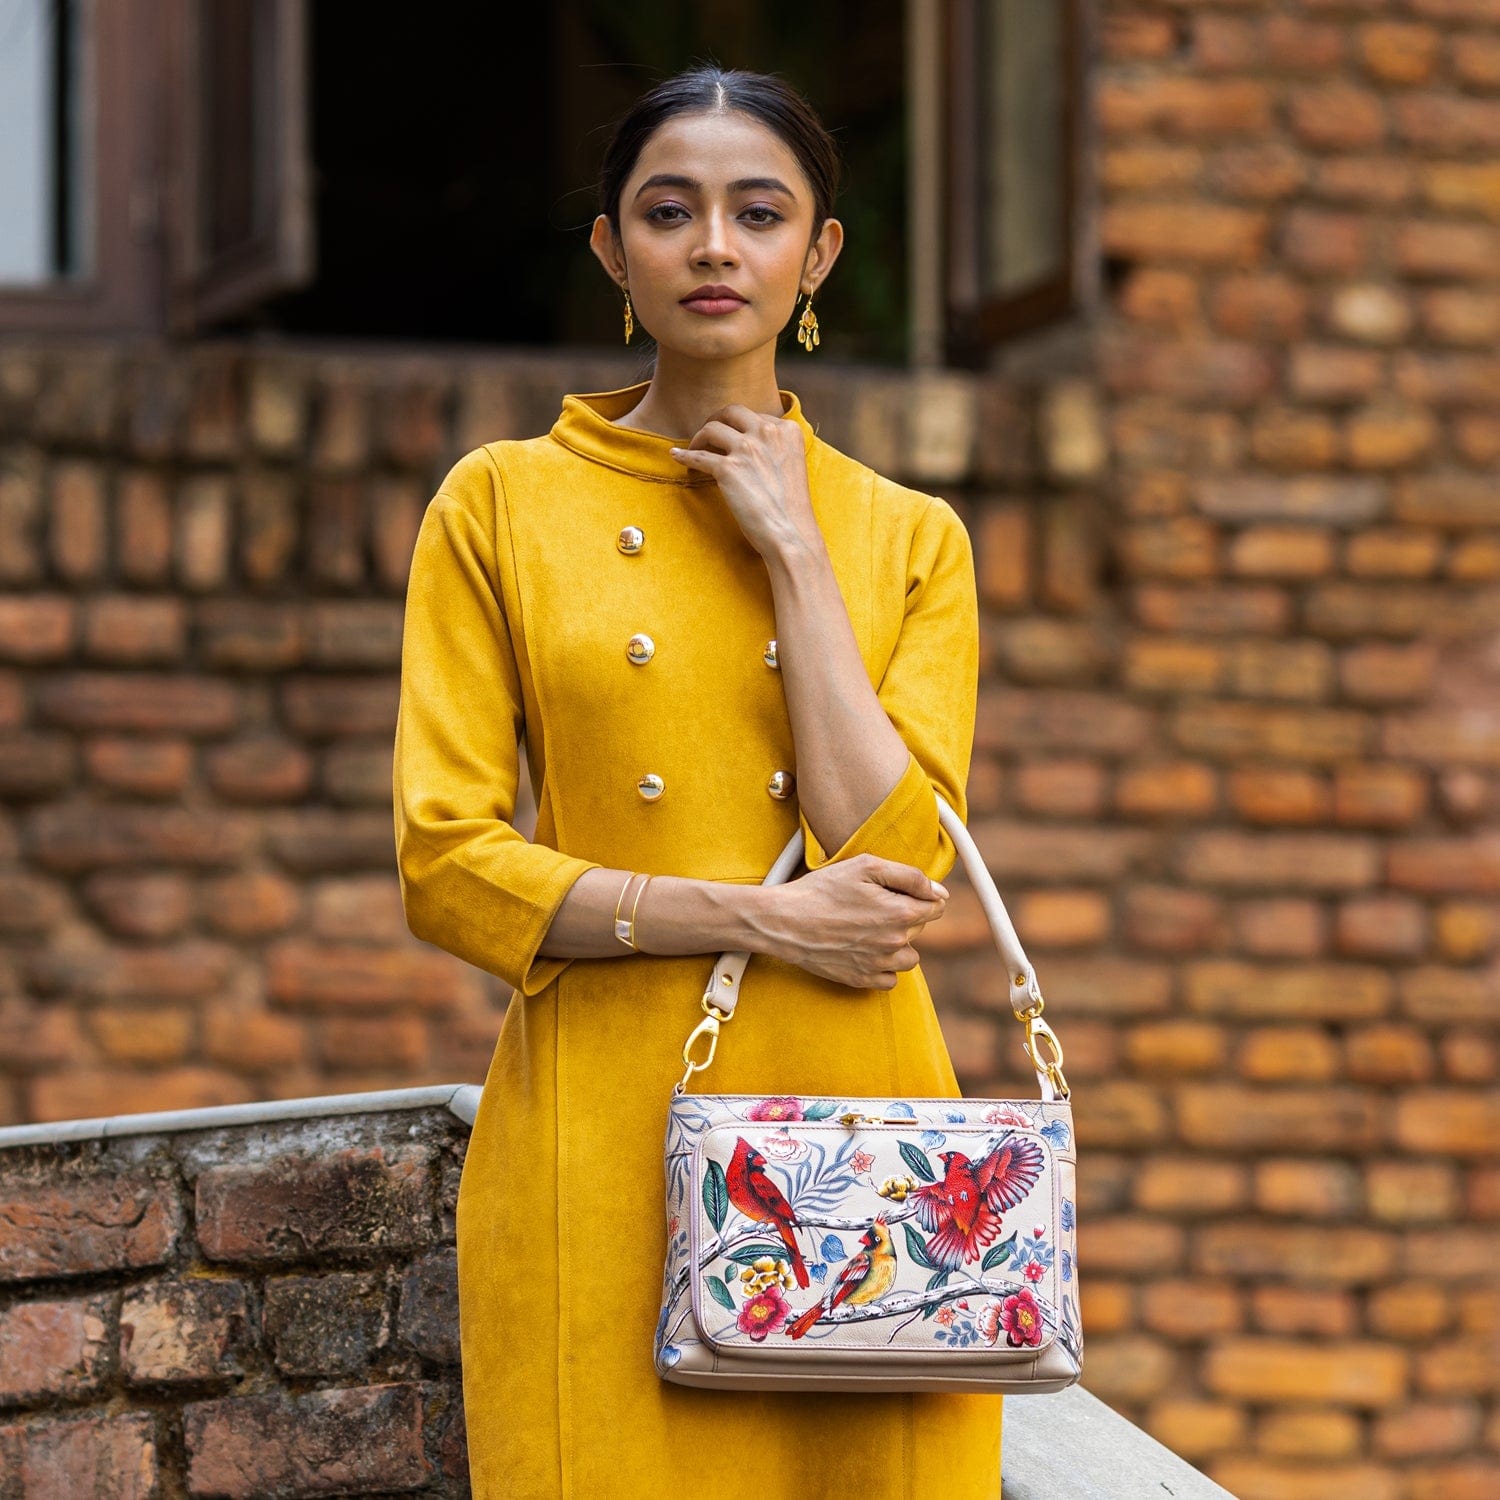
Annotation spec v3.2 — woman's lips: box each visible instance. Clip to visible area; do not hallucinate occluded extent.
[680,296,748,315]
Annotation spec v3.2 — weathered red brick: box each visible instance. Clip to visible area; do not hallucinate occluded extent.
[1211,274,1310,341]
[33,673,238,734]
[1289,85,1387,150]
[0,1293,112,1404]
[1197,1221,1396,1283]
[0,596,74,662]
[1102,13,1181,61]
[1395,1090,1500,1155]
[1178,1086,1381,1153]
[49,462,107,583]
[31,1068,257,1123]
[1238,1025,1341,1084]
[1100,76,1274,138]
[1171,707,1373,768]
[1204,143,1306,202]
[120,1278,250,1386]
[0,1174,180,1283]
[82,596,187,664]
[83,736,195,798]
[184,1383,432,1497]
[307,477,367,587]
[10,1411,160,1499]
[1359,21,1443,85]
[1394,219,1500,280]
[195,1145,435,1263]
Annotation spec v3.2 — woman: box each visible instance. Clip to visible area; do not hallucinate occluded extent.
[392,65,995,1499]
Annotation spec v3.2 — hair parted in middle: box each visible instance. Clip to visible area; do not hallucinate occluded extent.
[596,64,845,249]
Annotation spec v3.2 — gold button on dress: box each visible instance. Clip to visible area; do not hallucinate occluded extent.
[393,378,991,1499]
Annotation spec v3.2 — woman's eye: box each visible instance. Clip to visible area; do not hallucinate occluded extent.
[645,204,688,223]
[743,206,783,225]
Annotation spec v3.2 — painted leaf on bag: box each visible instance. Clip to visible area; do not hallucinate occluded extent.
[920,1266,952,1319]
[706,1274,735,1312]
[802,1099,841,1120]
[702,1159,728,1232]
[898,1140,937,1183]
[724,1242,795,1266]
[903,1222,938,1270]
[981,1232,1019,1272]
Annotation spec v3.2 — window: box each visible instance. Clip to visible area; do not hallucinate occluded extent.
[0,0,1084,361]
[0,0,87,285]
[938,0,1086,365]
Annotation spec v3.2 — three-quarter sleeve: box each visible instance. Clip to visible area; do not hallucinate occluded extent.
[393,467,604,997]
[797,495,979,886]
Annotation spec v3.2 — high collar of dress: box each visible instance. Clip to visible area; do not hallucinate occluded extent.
[548,379,817,484]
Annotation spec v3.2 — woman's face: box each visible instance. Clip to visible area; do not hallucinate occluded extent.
[591,109,842,359]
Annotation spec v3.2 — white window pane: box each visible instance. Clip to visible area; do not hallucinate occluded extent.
[0,0,86,285]
[981,0,1065,299]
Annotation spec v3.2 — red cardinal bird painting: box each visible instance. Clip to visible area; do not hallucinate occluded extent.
[910,1136,1046,1272]
[724,1136,811,1289]
[786,1216,898,1339]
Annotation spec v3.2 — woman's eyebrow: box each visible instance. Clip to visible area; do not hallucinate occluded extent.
[632,173,796,200]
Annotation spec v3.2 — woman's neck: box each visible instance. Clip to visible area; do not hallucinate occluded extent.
[611,346,787,440]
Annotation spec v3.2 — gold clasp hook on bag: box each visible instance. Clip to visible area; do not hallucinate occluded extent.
[675,994,732,1095]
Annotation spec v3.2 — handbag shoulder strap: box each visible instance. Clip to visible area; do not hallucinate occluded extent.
[673,787,1070,1102]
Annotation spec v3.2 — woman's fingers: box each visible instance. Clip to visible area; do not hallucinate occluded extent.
[668,444,725,473]
[682,418,745,452]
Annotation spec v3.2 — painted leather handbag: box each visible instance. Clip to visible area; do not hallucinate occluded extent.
[654,787,1082,1393]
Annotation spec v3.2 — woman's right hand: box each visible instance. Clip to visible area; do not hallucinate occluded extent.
[760,854,950,990]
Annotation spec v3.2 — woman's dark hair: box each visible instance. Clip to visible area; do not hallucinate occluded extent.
[598,65,843,244]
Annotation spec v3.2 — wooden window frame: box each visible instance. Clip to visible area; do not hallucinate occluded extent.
[0,0,312,338]
[939,0,1092,367]
[0,0,166,334]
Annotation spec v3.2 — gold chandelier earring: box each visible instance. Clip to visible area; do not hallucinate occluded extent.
[796,289,820,350]
[622,282,634,344]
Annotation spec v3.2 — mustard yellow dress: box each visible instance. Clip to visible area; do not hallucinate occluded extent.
[392,380,1000,1498]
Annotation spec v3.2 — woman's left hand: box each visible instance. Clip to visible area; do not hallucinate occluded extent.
[669,404,822,561]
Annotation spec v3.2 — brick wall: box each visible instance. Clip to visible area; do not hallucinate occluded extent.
[1083,4,1499,1496]
[0,1093,471,1497]
[0,4,1497,1489]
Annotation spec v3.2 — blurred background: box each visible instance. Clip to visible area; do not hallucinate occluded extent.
[0,2,1496,1496]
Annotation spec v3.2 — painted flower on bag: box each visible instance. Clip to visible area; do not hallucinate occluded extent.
[976,1302,1001,1346]
[758,1128,808,1162]
[1015,1227,1054,1276]
[1023,1261,1047,1283]
[850,1148,875,1174]
[667,1214,679,1237]
[736,1284,792,1341]
[738,1256,797,1294]
[876,1174,916,1202]
[747,1097,804,1122]
[980,1105,1030,1127]
[934,1305,956,1327]
[1001,1289,1044,1348]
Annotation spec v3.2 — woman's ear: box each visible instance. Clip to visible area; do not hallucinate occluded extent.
[589,214,627,285]
[803,216,845,294]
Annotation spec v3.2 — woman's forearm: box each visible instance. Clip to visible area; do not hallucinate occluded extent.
[534,865,783,961]
[762,535,912,857]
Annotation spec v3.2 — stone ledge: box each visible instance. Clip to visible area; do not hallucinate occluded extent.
[0,1082,483,1151]
[1002,1384,1238,1499]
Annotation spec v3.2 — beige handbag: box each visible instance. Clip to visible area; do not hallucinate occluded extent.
[654,788,1082,1393]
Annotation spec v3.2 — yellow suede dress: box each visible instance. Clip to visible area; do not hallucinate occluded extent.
[392,380,1001,1498]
